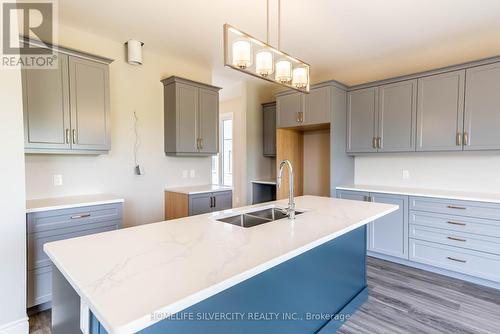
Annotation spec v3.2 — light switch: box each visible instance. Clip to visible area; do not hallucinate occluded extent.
[189,169,195,178]
[53,174,63,186]
[402,169,410,180]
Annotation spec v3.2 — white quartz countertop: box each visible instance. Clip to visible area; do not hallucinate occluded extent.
[337,184,500,204]
[250,179,277,185]
[44,195,397,334]
[26,194,124,213]
[165,184,233,194]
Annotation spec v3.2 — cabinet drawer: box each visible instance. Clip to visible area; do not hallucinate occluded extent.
[410,196,500,220]
[27,203,122,233]
[410,224,500,255]
[27,266,52,308]
[409,239,500,282]
[410,210,500,237]
[28,222,118,270]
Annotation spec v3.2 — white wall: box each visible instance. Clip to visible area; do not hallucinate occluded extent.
[24,24,214,227]
[0,68,28,332]
[355,152,500,193]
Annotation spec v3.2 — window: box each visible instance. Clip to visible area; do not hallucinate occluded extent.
[211,114,233,186]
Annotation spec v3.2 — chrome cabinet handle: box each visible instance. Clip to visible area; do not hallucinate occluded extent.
[300,112,304,123]
[456,132,462,146]
[296,112,300,123]
[463,131,469,146]
[200,138,203,149]
[447,236,466,242]
[447,221,466,226]
[71,213,91,219]
[65,129,70,144]
[372,137,377,149]
[448,205,466,210]
[377,137,382,149]
[447,256,466,263]
[72,129,77,144]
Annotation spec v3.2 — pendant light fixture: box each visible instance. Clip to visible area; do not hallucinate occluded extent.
[223,0,310,93]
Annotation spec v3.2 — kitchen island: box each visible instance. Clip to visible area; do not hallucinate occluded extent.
[44,195,397,334]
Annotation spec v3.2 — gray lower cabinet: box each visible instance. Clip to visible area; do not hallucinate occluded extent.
[27,203,122,308]
[368,193,409,259]
[378,80,417,152]
[262,102,276,157]
[22,45,112,154]
[337,190,409,259]
[276,86,331,128]
[162,76,221,156]
[464,62,500,150]
[188,191,233,216]
[416,70,465,151]
[346,87,378,153]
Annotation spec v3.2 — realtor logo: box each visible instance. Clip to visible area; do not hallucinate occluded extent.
[1,0,58,68]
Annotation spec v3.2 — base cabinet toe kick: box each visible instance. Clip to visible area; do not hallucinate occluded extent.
[337,189,500,289]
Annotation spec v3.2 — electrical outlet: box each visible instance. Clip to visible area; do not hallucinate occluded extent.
[182,170,188,178]
[189,169,195,178]
[402,169,410,180]
[53,174,63,186]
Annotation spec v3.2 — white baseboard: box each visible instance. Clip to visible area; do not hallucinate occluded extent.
[0,317,29,334]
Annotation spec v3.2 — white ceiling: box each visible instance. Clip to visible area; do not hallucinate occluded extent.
[59,0,500,86]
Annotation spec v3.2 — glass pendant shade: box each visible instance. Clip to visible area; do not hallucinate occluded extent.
[275,60,292,83]
[256,50,274,77]
[292,67,308,88]
[232,40,253,69]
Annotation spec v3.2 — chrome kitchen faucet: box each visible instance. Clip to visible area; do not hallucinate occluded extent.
[277,159,295,219]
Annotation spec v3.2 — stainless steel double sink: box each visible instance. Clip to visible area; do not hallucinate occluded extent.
[216,207,304,228]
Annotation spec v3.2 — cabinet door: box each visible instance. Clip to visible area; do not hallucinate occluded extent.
[303,86,331,125]
[416,70,465,151]
[22,53,71,150]
[464,63,500,150]
[347,87,378,153]
[188,193,212,216]
[176,83,199,153]
[263,103,276,157]
[198,88,219,154]
[212,191,233,212]
[378,80,417,152]
[69,56,110,151]
[369,193,408,259]
[276,92,302,128]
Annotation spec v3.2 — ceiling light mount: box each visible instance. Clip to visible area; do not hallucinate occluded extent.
[223,0,310,93]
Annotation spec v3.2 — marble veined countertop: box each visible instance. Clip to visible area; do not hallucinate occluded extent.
[26,194,124,213]
[44,195,397,334]
[337,184,500,204]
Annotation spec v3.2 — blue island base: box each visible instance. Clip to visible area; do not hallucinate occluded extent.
[90,226,368,334]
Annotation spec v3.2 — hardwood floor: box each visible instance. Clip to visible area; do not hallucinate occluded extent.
[29,257,500,334]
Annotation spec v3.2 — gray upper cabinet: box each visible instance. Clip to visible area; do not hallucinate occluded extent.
[262,102,276,157]
[302,86,331,125]
[22,53,70,150]
[464,62,500,150]
[416,70,465,151]
[22,44,113,154]
[276,92,302,128]
[162,76,220,156]
[347,87,378,153]
[276,86,332,128]
[378,80,417,152]
[69,56,110,151]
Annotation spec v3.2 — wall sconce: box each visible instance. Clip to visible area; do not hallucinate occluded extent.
[125,39,144,65]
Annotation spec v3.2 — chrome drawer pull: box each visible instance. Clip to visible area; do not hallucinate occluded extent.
[447,236,466,242]
[447,256,467,263]
[447,205,466,210]
[447,221,466,226]
[71,213,91,219]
